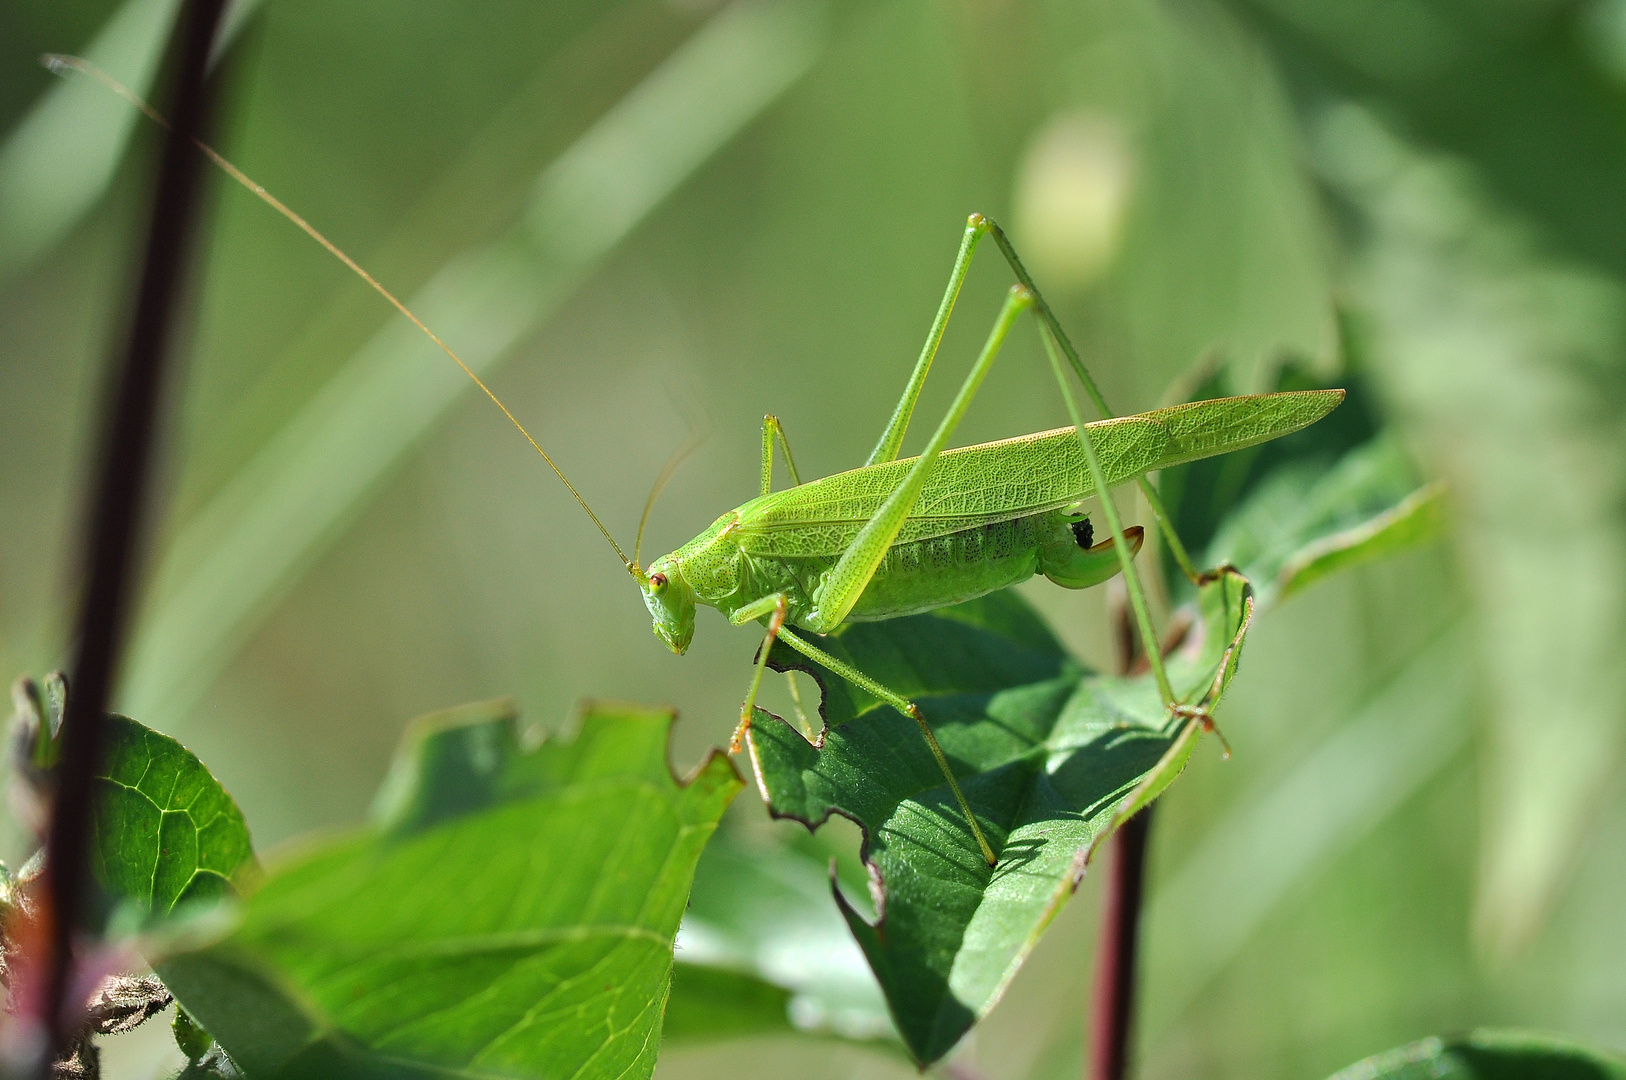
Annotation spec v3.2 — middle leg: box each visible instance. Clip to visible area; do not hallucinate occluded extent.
[772,625,999,867]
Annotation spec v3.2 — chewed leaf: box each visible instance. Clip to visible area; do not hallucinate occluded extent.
[1327,1030,1626,1080]
[157,700,741,1080]
[746,575,1251,1065]
[93,716,257,923]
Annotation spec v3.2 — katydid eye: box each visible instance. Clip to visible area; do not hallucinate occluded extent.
[650,573,668,591]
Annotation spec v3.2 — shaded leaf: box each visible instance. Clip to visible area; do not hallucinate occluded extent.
[157,699,741,1080]
[672,824,891,1043]
[745,576,1251,1065]
[661,965,792,1044]
[7,676,252,926]
[1275,478,1445,602]
[1328,1030,1626,1080]
[92,715,256,924]
[1155,361,1440,609]
[1203,434,1443,608]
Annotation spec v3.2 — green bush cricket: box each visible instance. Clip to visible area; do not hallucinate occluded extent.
[58,57,1342,867]
[636,215,1339,864]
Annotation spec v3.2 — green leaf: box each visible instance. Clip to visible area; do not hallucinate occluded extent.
[92,714,257,924]
[172,1006,215,1063]
[1155,362,1441,609]
[671,824,893,1043]
[1327,1030,1626,1080]
[1203,434,1445,608]
[11,675,254,928]
[745,575,1251,1066]
[1274,478,1445,601]
[156,699,742,1080]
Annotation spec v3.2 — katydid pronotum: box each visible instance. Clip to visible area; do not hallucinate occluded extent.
[55,56,1342,867]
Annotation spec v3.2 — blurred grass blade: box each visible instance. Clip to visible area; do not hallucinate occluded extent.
[0,0,177,273]
[1317,104,1626,959]
[120,0,827,724]
[1140,625,1472,1035]
[0,0,261,275]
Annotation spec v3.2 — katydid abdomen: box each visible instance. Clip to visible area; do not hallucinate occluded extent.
[813,511,1136,623]
[676,509,1142,629]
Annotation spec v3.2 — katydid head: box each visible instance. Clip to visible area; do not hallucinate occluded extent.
[640,556,696,654]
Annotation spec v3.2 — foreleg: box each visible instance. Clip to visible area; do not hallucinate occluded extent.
[729,592,791,753]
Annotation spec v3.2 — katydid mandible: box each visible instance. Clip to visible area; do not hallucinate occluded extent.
[58,56,1343,868]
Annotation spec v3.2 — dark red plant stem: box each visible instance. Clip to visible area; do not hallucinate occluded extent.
[1088,803,1154,1080]
[38,0,224,1069]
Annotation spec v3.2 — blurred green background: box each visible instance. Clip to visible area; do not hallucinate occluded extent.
[2,0,1624,1077]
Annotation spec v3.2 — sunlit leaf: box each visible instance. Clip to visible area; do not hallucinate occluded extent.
[157,699,741,1080]
[745,577,1250,1065]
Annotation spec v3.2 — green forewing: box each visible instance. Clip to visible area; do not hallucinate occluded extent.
[736,390,1343,556]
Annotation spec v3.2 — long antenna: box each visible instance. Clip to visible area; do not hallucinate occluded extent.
[634,431,705,570]
[43,54,643,582]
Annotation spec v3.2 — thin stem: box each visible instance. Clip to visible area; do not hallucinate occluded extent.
[38,0,226,1071]
[1088,804,1154,1080]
